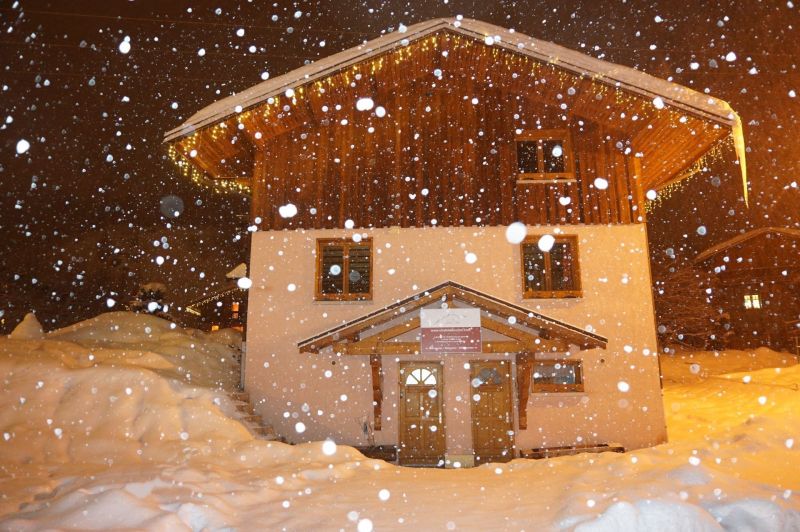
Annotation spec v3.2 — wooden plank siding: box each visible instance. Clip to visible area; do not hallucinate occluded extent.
[242,79,644,230]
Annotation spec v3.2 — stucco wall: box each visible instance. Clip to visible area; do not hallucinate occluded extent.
[245,224,667,455]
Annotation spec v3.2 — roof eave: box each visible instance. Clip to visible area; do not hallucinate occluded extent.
[163,17,737,146]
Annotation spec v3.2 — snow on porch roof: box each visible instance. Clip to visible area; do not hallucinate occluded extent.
[165,17,739,143]
[298,281,607,353]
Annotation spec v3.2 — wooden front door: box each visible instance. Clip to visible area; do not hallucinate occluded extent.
[398,362,446,466]
[470,360,514,465]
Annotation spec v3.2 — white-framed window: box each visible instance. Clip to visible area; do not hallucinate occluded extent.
[405,368,437,385]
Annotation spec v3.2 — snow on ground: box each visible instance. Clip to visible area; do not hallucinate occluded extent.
[660,347,798,385]
[1,314,798,531]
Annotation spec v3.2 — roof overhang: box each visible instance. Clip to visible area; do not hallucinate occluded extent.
[164,17,747,202]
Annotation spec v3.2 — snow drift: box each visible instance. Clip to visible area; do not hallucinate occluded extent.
[1,313,798,530]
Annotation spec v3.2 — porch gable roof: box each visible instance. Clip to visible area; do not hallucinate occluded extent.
[297,281,607,353]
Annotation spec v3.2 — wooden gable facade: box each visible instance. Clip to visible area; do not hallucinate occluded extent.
[164,18,745,232]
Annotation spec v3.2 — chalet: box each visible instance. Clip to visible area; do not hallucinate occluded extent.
[163,18,746,466]
[694,227,800,354]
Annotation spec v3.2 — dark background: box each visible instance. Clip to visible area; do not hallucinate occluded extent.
[1,0,798,332]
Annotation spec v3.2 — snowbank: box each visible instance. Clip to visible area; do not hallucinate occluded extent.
[660,347,797,385]
[1,313,370,522]
[1,318,798,530]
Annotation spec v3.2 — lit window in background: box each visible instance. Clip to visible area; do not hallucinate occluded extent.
[743,294,762,309]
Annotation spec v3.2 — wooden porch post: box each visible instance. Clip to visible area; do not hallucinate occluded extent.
[516,351,534,430]
[370,354,383,430]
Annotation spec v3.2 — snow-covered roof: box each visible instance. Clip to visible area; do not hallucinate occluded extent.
[165,18,738,144]
[694,227,800,263]
[226,263,248,279]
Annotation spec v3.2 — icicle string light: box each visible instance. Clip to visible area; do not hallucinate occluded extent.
[644,136,736,212]
[186,287,246,314]
[167,30,737,197]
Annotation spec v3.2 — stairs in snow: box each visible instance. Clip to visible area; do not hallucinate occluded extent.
[229,390,281,440]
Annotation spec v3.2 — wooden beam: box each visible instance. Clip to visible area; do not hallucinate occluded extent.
[452,289,594,348]
[479,318,568,353]
[358,317,421,343]
[335,340,523,355]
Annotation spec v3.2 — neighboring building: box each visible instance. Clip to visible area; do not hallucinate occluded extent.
[163,19,746,466]
[694,227,800,352]
[184,264,248,332]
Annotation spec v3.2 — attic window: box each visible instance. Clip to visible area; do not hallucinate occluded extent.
[316,238,373,301]
[516,129,574,182]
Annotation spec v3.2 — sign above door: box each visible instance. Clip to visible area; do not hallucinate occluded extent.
[420,308,482,354]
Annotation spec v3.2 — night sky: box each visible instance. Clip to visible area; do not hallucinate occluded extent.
[1,0,798,332]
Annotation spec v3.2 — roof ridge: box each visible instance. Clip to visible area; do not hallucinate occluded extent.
[164,17,736,144]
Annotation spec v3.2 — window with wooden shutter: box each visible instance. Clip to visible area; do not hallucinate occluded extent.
[315,238,373,301]
[521,235,581,298]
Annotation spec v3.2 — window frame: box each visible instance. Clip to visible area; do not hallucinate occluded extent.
[520,235,582,299]
[315,238,374,301]
[515,129,575,183]
[531,359,584,393]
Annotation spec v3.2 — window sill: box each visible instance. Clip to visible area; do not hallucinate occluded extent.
[531,389,585,395]
[522,291,583,299]
[530,391,587,398]
[314,296,373,303]
[516,175,576,184]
